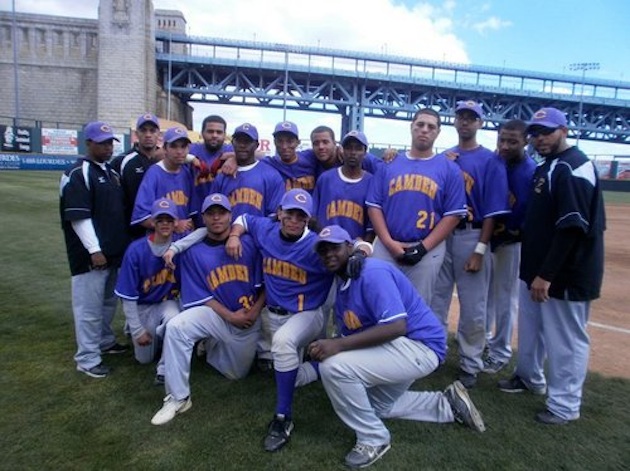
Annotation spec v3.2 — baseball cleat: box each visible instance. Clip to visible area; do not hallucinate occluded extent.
[77,363,110,378]
[153,374,165,386]
[151,395,192,425]
[445,380,486,432]
[497,375,546,395]
[263,414,294,452]
[482,357,507,374]
[344,443,391,469]
[101,343,129,355]
[535,410,569,425]
[457,370,478,389]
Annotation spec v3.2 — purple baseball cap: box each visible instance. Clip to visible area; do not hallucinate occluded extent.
[84,121,119,143]
[233,123,259,141]
[163,127,191,145]
[341,130,368,148]
[201,193,232,213]
[314,225,353,251]
[136,112,160,129]
[280,188,312,217]
[151,198,178,220]
[527,107,568,130]
[455,100,484,119]
[273,121,299,139]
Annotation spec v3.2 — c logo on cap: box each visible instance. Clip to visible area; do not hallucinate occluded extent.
[158,200,170,208]
[320,227,332,237]
[281,122,293,129]
[533,110,547,119]
[295,193,307,203]
[143,113,153,119]
[100,124,112,132]
[348,131,358,136]
[211,194,223,202]
[241,124,251,130]
[175,128,185,135]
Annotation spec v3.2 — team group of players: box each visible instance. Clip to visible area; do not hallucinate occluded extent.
[59,101,605,469]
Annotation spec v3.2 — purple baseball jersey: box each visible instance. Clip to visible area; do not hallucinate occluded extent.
[446,145,510,223]
[242,215,333,312]
[131,161,196,226]
[189,142,234,204]
[335,258,446,361]
[261,150,318,194]
[312,168,374,239]
[114,237,180,303]
[210,160,285,218]
[366,152,467,241]
[492,154,537,247]
[179,234,262,310]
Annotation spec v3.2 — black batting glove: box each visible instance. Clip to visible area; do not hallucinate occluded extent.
[346,250,367,279]
[397,242,428,266]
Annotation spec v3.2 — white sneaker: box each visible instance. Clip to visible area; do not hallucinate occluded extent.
[151,395,192,425]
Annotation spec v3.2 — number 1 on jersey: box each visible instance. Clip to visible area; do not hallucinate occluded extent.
[297,293,304,312]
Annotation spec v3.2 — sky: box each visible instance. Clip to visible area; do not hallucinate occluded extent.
[3,0,630,157]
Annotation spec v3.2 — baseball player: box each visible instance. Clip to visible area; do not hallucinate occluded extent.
[312,130,374,241]
[110,113,162,239]
[59,121,130,378]
[261,121,319,193]
[188,114,234,203]
[307,125,383,177]
[131,127,196,234]
[225,189,336,452]
[366,108,467,305]
[211,123,285,218]
[151,193,265,426]
[498,108,605,426]
[114,198,181,385]
[430,100,510,389]
[310,225,485,469]
[483,120,536,374]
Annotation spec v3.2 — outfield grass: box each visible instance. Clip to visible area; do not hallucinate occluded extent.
[1,171,629,470]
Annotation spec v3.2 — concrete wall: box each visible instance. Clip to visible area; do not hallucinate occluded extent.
[0,3,192,133]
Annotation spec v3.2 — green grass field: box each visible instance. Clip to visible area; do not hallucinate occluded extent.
[1,171,629,470]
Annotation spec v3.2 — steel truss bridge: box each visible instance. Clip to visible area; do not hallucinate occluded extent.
[156,33,630,144]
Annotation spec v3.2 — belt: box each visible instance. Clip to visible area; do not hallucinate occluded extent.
[456,220,483,230]
[267,306,291,316]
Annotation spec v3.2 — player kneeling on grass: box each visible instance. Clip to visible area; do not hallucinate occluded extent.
[114,198,182,385]
[309,225,486,469]
[151,193,265,426]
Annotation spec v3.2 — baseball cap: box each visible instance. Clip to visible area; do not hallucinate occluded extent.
[136,112,160,129]
[527,107,568,130]
[280,188,312,217]
[232,123,259,141]
[314,225,353,251]
[455,100,484,119]
[163,127,192,145]
[273,121,299,139]
[341,130,368,148]
[201,193,232,213]
[151,198,178,220]
[84,121,119,143]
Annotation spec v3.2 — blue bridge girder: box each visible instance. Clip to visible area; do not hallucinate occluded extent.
[155,33,630,143]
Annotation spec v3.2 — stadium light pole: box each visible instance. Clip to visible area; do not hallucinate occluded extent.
[568,62,600,145]
[12,0,20,124]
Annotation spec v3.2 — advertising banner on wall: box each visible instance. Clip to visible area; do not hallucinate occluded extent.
[42,128,79,155]
[0,153,76,170]
[1,125,33,153]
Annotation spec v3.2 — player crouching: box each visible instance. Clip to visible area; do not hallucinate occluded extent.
[309,225,486,469]
[115,198,181,385]
[151,194,265,425]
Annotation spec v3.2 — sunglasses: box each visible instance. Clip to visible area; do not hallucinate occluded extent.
[529,127,557,138]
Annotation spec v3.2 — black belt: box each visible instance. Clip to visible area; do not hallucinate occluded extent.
[268,306,291,316]
[456,220,483,230]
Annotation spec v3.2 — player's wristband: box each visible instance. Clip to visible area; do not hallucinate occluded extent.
[474,242,488,255]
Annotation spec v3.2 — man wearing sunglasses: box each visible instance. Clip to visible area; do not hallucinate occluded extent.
[498,107,606,426]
